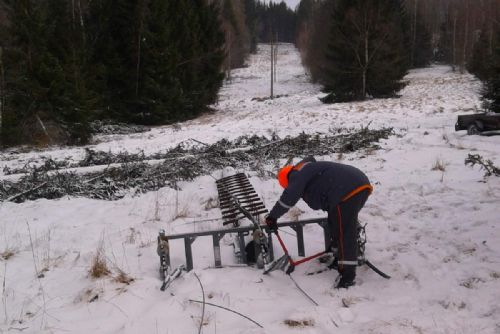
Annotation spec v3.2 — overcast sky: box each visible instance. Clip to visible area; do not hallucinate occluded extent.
[283,0,301,10]
[268,0,301,10]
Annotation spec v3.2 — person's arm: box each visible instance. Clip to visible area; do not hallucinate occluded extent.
[268,169,311,220]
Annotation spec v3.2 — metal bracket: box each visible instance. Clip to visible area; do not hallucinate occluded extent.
[184,236,197,271]
[290,224,305,257]
[212,232,226,268]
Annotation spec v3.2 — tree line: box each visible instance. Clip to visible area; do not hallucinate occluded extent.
[0,0,227,146]
[295,0,499,111]
[0,0,299,147]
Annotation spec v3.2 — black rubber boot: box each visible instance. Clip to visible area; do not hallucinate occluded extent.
[336,266,356,289]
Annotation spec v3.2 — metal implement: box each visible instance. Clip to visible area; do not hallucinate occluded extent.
[216,174,276,272]
[216,173,268,226]
[161,218,331,271]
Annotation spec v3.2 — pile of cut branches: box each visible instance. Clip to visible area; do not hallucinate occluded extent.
[0,127,392,203]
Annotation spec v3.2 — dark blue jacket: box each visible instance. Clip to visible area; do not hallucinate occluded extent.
[269,158,370,220]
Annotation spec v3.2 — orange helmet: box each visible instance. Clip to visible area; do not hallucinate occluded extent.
[277,165,294,188]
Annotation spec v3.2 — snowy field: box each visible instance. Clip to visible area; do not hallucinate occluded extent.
[1,44,499,334]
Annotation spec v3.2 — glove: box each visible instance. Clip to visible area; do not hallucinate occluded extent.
[265,215,278,233]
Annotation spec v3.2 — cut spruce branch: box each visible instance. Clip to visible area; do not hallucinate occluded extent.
[0,127,393,203]
[465,154,500,177]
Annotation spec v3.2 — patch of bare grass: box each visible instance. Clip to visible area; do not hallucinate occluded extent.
[431,158,446,172]
[114,269,134,285]
[0,249,16,261]
[284,318,315,328]
[89,242,110,279]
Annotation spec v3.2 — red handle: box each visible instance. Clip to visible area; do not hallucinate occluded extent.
[274,232,327,267]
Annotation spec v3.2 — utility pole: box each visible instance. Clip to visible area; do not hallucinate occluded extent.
[274,33,278,83]
[270,33,274,99]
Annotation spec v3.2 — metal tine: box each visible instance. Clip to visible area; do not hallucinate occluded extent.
[222,200,265,209]
[219,191,259,199]
[220,201,262,209]
[220,194,260,202]
[219,191,258,200]
[222,209,268,219]
[220,199,262,209]
[217,185,254,193]
[220,200,259,209]
[217,174,249,182]
[217,181,252,190]
[216,178,252,186]
[219,175,250,183]
[215,173,247,184]
[218,180,251,189]
[216,175,250,183]
[222,204,266,215]
[218,189,256,196]
[216,172,246,181]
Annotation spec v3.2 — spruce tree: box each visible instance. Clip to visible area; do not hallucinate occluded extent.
[412,17,433,68]
[483,30,500,113]
[468,28,493,82]
[321,0,409,103]
[193,0,225,110]
[139,0,181,124]
[244,0,259,53]
[88,0,225,125]
[87,0,146,123]
[2,0,92,145]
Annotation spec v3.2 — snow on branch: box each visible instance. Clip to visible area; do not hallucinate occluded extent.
[465,153,500,178]
[0,127,393,203]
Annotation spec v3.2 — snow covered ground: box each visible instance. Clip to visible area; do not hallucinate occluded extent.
[1,44,499,334]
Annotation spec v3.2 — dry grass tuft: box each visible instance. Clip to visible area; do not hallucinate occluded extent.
[1,249,16,261]
[89,245,111,279]
[284,319,315,327]
[431,158,446,172]
[114,269,134,285]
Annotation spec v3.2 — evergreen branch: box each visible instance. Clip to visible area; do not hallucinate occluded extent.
[465,154,500,178]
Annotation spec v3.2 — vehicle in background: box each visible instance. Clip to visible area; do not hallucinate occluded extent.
[455,112,500,135]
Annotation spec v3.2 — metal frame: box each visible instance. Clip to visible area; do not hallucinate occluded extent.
[165,217,330,271]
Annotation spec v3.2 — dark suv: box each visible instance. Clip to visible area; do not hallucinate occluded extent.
[455,112,500,135]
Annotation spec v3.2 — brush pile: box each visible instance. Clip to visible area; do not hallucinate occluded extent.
[1,127,393,203]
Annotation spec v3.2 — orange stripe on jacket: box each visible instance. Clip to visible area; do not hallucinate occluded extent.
[341,184,373,202]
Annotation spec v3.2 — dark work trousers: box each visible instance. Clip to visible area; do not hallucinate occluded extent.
[327,190,370,273]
